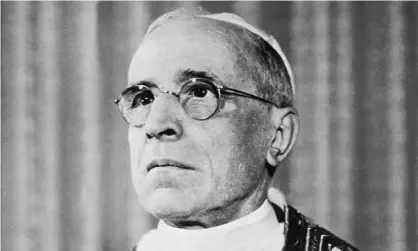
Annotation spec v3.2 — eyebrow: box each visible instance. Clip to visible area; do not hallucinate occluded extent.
[128,80,158,88]
[175,69,220,84]
[127,69,221,89]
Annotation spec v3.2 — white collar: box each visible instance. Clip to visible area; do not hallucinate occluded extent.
[157,199,273,238]
[268,186,287,210]
[156,187,287,237]
[135,188,288,251]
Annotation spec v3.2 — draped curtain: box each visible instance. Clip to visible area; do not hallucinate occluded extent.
[2,2,417,251]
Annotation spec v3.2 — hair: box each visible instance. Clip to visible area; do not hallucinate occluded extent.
[144,7,294,109]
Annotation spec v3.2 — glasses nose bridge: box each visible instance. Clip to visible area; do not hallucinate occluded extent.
[161,90,179,98]
[147,89,182,119]
[142,90,184,140]
[153,84,180,98]
[151,88,180,109]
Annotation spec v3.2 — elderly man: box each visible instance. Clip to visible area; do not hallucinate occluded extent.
[115,7,358,251]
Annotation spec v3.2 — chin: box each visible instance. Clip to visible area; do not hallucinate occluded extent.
[142,187,200,219]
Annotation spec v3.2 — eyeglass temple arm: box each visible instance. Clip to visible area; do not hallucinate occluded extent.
[219,86,279,108]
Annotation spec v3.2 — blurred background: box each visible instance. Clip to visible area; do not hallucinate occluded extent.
[1,1,417,251]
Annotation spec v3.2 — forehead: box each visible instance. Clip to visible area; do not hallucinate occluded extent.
[128,19,252,90]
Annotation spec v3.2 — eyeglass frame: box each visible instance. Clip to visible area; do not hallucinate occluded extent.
[114,77,281,126]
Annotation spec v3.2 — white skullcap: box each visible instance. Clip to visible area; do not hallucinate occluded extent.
[202,13,295,96]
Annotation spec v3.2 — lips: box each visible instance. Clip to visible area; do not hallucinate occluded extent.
[146,158,195,172]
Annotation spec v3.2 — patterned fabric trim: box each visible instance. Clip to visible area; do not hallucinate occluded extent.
[273,204,359,251]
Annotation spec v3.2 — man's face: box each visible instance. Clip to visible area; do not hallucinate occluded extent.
[127,19,273,220]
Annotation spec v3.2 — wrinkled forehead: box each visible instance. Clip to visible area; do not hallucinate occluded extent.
[127,19,253,91]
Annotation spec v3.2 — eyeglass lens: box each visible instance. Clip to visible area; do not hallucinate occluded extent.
[117,79,220,126]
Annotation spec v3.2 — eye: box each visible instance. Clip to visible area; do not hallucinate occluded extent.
[190,85,209,98]
[182,81,216,99]
[131,87,154,108]
[179,80,219,120]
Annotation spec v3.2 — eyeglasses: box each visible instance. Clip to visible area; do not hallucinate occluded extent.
[115,78,279,127]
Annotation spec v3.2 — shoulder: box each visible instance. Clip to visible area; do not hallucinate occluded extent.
[276,204,359,251]
[268,188,359,250]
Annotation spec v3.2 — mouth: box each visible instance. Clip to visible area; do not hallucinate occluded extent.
[146,159,195,172]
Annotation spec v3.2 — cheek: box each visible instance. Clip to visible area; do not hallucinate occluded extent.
[128,128,147,179]
[198,110,270,188]
[128,127,146,155]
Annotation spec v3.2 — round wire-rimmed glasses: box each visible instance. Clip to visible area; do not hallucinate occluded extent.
[114,78,279,127]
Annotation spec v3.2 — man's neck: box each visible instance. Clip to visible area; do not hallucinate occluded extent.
[164,173,271,229]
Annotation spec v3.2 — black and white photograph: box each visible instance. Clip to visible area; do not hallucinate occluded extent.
[1,1,417,251]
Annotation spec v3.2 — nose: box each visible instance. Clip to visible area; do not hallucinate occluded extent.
[142,94,183,141]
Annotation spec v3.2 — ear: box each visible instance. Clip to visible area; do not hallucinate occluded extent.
[266,107,299,167]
